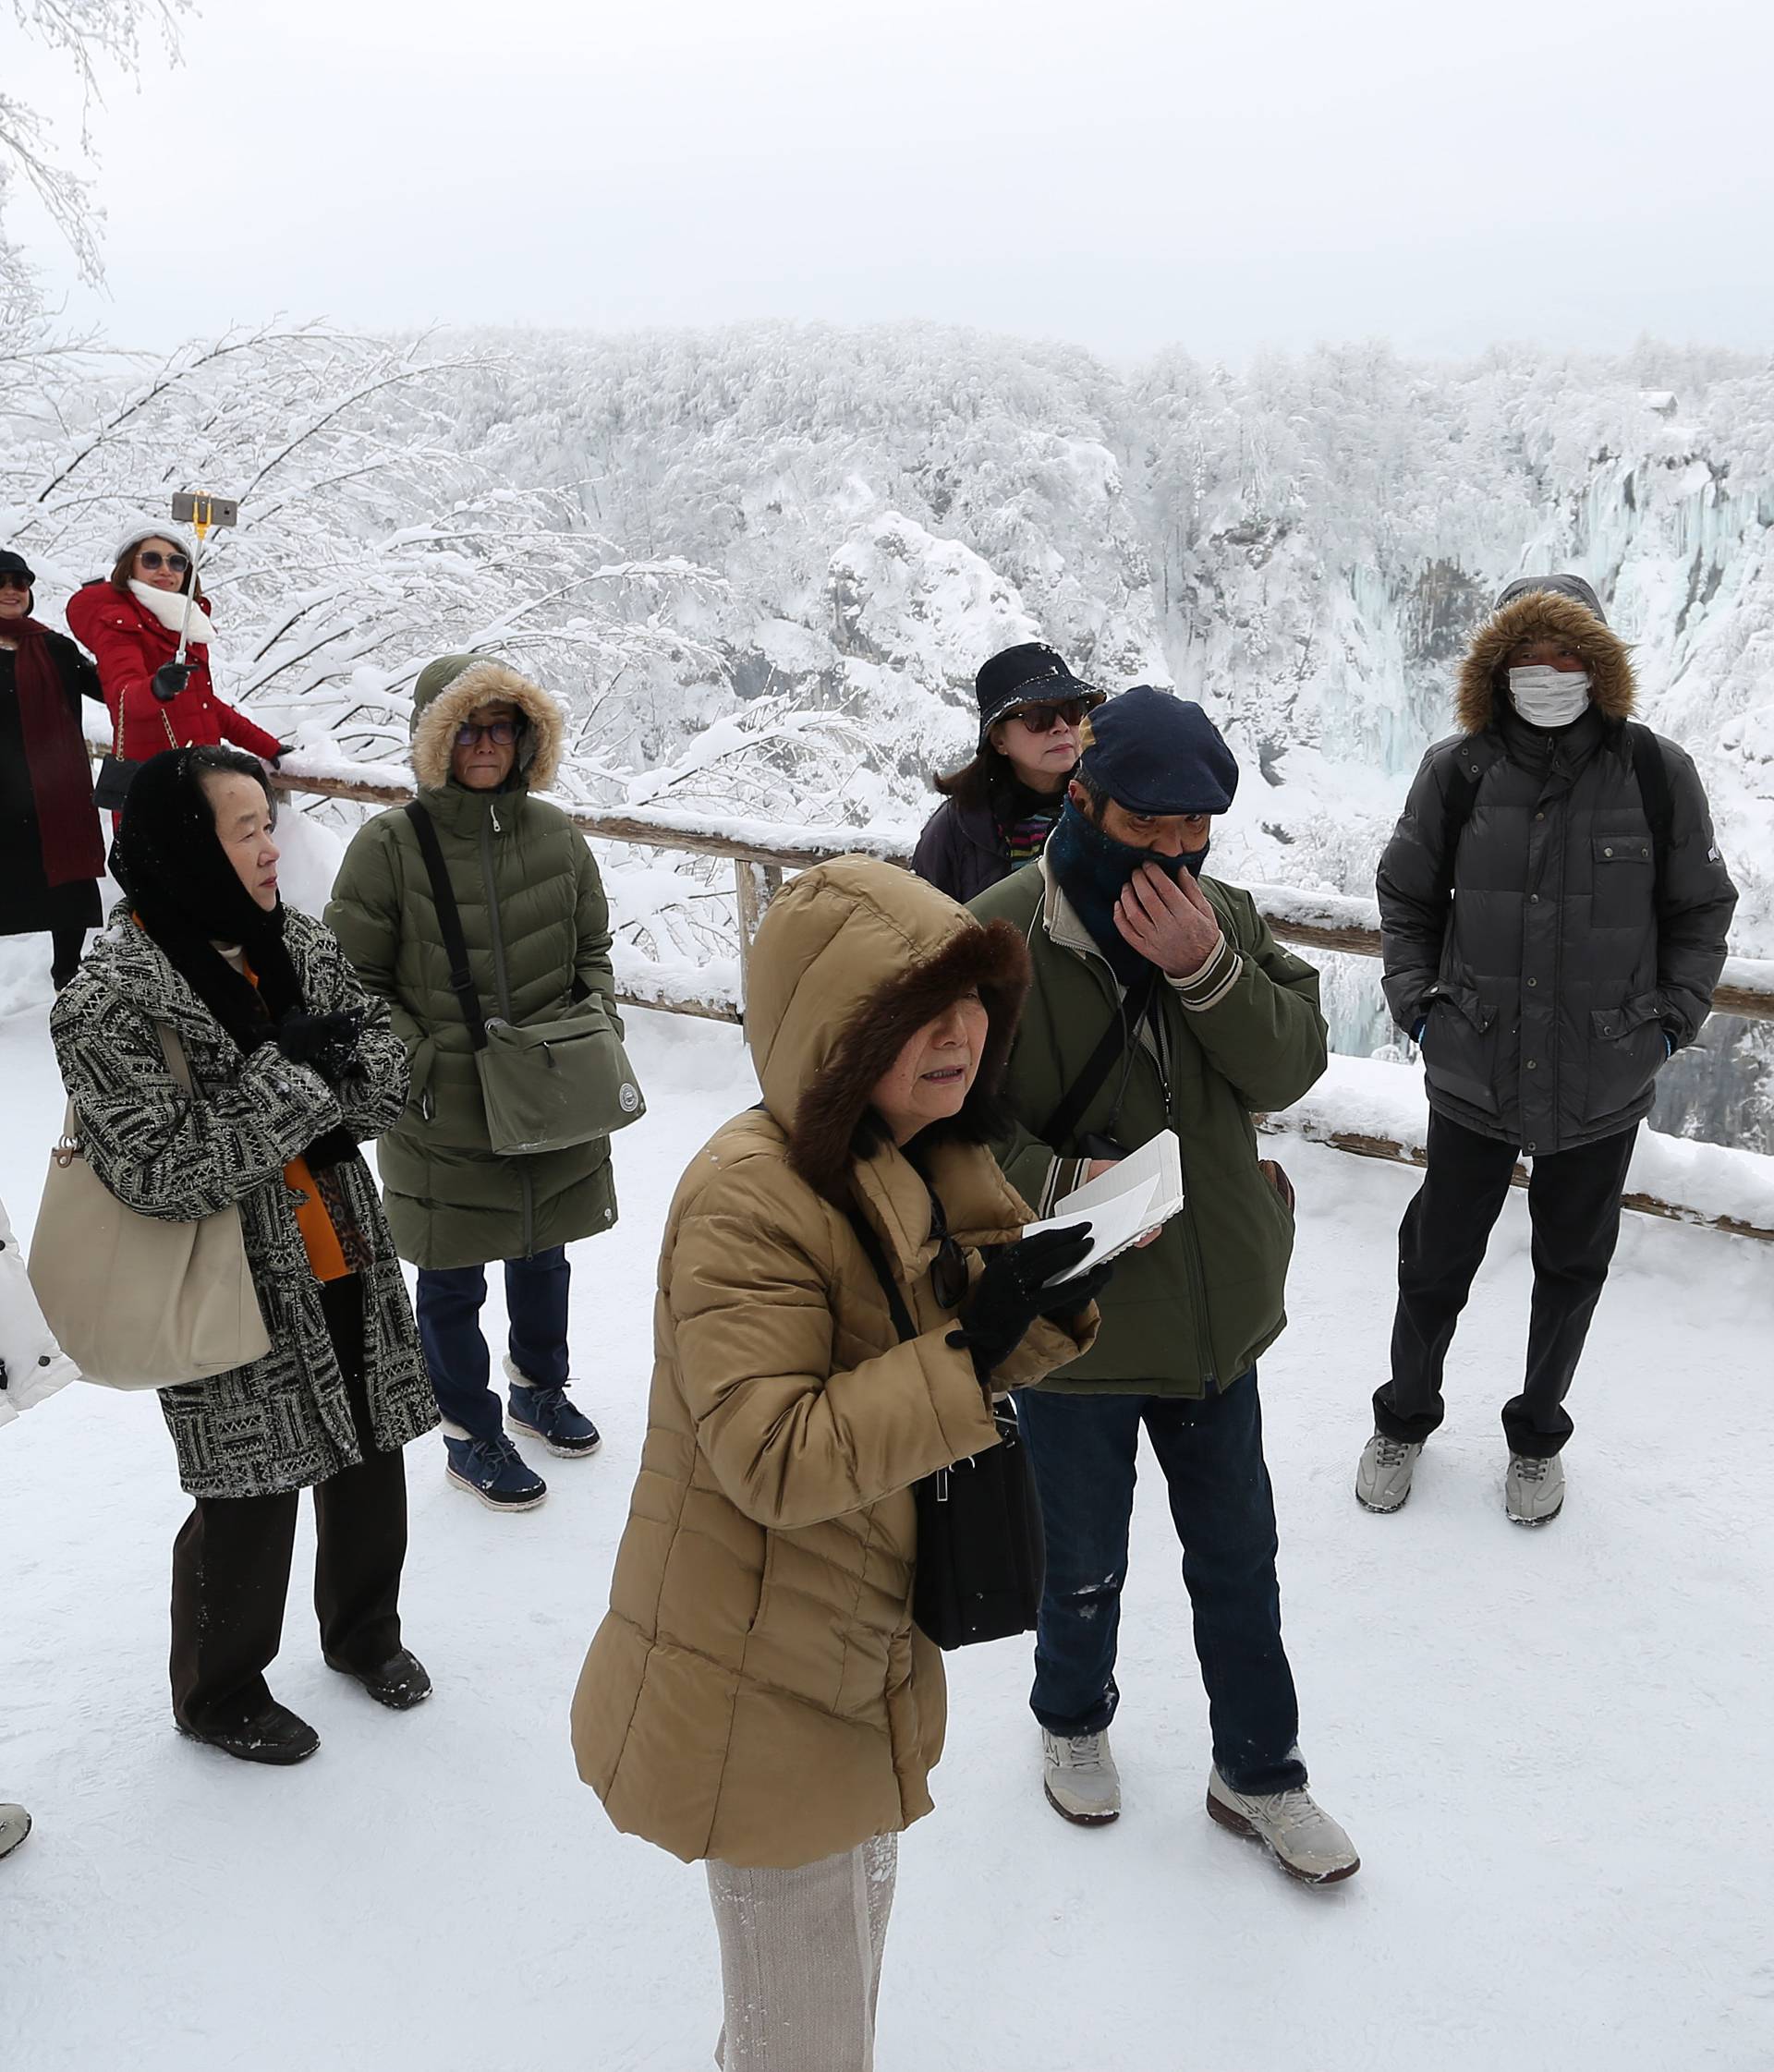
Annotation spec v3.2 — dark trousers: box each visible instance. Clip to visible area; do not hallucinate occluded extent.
[170,1277,407,1732]
[414,1245,570,1444]
[1015,1371,1306,1797]
[50,919,87,990]
[1375,1110,1639,1460]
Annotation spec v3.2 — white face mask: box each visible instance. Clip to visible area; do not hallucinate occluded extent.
[1508,665,1591,728]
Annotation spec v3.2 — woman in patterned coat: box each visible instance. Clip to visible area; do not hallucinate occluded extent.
[50,747,438,1765]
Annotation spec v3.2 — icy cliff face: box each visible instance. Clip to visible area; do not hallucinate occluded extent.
[451,329,1769,939]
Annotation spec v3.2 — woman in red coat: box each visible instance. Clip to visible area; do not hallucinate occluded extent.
[67,524,286,771]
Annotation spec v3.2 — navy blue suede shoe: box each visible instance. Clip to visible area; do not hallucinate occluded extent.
[504,1358,602,1459]
[444,1431,547,1509]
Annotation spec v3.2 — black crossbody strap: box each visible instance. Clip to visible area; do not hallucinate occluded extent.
[1436,734,1504,903]
[1625,721,1673,906]
[1039,965,1159,1149]
[405,801,487,1052]
[844,1208,917,1344]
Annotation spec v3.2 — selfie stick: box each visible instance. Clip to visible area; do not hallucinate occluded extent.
[175,494,220,667]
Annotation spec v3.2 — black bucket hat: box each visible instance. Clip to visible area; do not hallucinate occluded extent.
[0,549,35,610]
[975,641,1105,747]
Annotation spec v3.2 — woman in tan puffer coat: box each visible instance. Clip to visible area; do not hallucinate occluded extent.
[571,854,1100,2072]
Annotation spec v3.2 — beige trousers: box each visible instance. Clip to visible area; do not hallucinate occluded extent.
[704,1833,898,2071]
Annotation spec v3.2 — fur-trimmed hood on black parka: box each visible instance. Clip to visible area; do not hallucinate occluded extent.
[1456,588,1637,735]
[744,855,1031,1203]
[409,654,566,793]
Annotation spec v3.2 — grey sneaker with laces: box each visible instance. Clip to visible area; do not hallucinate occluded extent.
[1207,1769,1360,1884]
[1355,1429,1422,1513]
[1041,1728,1122,1824]
[1505,1450,1565,1525]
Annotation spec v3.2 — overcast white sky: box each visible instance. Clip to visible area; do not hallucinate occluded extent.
[9,0,1774,361]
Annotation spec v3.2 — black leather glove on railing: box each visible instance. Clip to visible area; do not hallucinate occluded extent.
[152,662,191,701]
[274,1008,364,1084]
[946,1222,1114,1382]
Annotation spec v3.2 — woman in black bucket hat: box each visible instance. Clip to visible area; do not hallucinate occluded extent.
[912,642,1106,903]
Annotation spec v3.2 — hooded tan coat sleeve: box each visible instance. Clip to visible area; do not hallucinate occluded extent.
[671,1150,1002,1532]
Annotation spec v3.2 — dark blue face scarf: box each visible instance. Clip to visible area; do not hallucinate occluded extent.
[1045,797,1209,984]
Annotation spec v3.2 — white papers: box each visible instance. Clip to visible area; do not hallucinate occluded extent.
[1020,1130,1186,1282]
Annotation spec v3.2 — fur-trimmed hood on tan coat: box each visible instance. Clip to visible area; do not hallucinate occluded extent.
[409,655,565,794]
[572,857,1096,1870]
[1456,588,1636,735]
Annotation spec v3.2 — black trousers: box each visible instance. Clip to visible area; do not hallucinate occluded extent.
[170,1276,408,1733]
[1373,1111,1639,1460]
[51,918,88,990]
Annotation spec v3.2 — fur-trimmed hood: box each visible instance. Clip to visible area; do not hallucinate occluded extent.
[409,655,565,794]
[745,855,1032,1202]
[1456,588,1636,735]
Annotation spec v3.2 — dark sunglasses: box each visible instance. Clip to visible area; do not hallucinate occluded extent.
[137,551,189,574]
[454,718,523,748]
[925,1188,969,1312]
[0,574,30,591]
[1013,697,1092,733]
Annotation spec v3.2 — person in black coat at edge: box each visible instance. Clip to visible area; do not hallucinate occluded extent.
[1358,574,1737,1527]
[0,549,106,989]
[912,643,1107,903]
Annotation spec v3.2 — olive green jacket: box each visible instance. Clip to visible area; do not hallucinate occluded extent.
[969,857,1326,1395]
[326,658,620,1268]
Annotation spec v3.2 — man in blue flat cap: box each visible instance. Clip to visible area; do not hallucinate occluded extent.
[972,685,1359,1885]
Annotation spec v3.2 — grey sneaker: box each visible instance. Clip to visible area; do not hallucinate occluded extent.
[1041,1729,1122,1825]
[1206,1769,1360,1884]
[0,1803,32,1860]
[1505,1451,1565,1525]
[1355,1430,1422,1513]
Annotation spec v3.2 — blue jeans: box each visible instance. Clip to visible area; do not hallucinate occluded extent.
[415,1246,571,1444]
[1015,1371,1306,1796]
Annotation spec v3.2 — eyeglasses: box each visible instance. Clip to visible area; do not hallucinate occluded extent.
[454,719,522,748]
[137,551,189,574]
[1014,698,1092,733]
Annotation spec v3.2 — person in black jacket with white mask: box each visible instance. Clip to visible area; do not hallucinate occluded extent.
[1358,576,1736,1525]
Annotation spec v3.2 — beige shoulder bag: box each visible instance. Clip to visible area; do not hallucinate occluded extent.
[30,1024,273,1390]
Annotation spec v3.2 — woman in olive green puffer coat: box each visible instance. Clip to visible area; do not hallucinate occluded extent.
[326,654,620,1506]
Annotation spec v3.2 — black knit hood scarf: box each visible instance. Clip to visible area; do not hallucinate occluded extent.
[111,750,356,1174]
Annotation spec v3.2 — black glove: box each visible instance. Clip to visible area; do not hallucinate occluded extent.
[274,1008,363,1084]
[152,662,192,701]
[946,1223,1113,1380]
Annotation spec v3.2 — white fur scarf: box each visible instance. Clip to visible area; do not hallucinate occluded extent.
[128,578,215,649]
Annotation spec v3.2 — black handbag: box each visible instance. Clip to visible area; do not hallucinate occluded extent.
[92,694,179,811]
[845,1205,1046,1652]
[91,755,141,811]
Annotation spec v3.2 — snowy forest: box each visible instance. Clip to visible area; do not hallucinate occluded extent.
[4,309,1768,1143]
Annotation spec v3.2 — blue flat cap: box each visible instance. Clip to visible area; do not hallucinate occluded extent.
[1077,685,1239,817]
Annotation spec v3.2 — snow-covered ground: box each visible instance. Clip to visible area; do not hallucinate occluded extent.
[3,998,1771,2072]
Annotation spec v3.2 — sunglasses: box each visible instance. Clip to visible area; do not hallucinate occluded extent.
[1012,698,1092,733]
[454,719,522,748]
[0,574,30,592]
[137,551,189,574]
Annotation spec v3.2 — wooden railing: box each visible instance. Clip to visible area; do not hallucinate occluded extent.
[258,763,1773,1242]
[266,763,1774,1023]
